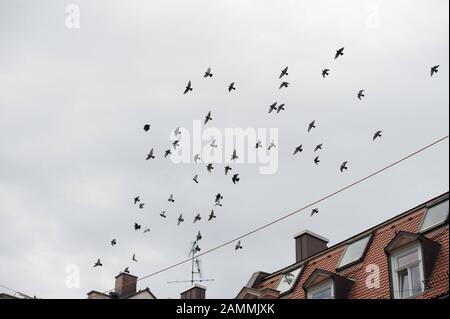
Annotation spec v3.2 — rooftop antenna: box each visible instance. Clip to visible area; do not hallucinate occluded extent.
[167,237,215,286]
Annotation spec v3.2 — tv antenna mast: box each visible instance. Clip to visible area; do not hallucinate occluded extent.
[167,234,215,285]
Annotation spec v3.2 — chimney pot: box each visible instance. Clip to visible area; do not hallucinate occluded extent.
[294,230,329,262]
[115,273,138,298]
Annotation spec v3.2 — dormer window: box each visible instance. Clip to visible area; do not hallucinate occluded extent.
[336,234,372,271]
[307,280,334,299]
[420,200,449,232]
[276,267,303,295]
[303,269,354,299]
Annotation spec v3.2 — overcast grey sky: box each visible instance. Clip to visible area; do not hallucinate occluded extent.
[0,0,448,299]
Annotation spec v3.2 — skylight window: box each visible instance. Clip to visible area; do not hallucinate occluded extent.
[337,235,372,270]
[276,267,302,294]
[420,200,449,232]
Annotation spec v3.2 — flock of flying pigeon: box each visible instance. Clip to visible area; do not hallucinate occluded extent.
[93,47,441,269]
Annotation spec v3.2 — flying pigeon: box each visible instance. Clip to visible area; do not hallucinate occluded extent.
[134,196,140,205]
[93,259,102,267]
[146,148,155,160]
[206,163,214,173]
[255,141,262,149]
[293,145,303,155]
[193,244,201,253]
[174,127,181,136]
[134,223,141,231]
[277,104,286,113]
[177,214,184,226]
[235,241,243,250]
[215,193,223,203]
[168,194,175,202]
[314,144,323,152]
[139,203,144,209]
[160,211,167,218]
[210,139,218,148]
[208,210,216,221]
[123,267,130,274]
[232,174,240,184]
[431,65,440,77]
[204,111,212,125]
[373,130,382,141]
[340,161,348,172]
[194,154,201,163]
[279,81,289,89]
[196,231,202,241]
[314,156,320,165]
[308,120,316,132]
[193,213,202,223]
[357,90,365,100]
[132,254,138,262]
[143,124,150,132]
[204,67,213,78]
[144,228,151,234]
[322,69,330,78]
[172,140,180,150]
[228,82,236,92]
[193,174,199,183]
[164,149,172,158]
[184,81,193,94]
[268,102,278,113]
[224,166,232,175]
[268,140,276,151]
[279,66,289,79]
[215,199,223,207]
[231,149,238,161]
[110,239,117,246]
[335,47,344,59]
[311,208,319,217]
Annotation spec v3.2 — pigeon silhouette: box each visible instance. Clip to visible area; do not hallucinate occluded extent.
[204,67,213,78]
[174,127,181,136]
[196,231,202,241]
[232,174,240,184]
[308,120,316,132]
[277,104,286,113]
[194,154,201,163]
[314,144,323,152]
[134,223,141,231]
[431,65,440,77]
[224,166,232,175]
[208,210,217,221]
[177,214,184,225]
[207,163,214,173]
[144,228,150,234]
[235,240,243,250]
[160,211,167,218]
[228,82,236,92]
[340,161,348,172]
[164,149,172,158]
[293,145,303,155]
[311,208,319,216]
[268,102,278,113]
[132,254,138,262]
[139,203,144,209]
[210,139,218,148]
[255,141,262,149]
[93,259,102,267]
[168,194,175,202]
[357,90,365,100]
[123,267,130,274]
[193,213,202,223]
[322,69,330,78]
[193,174,199,183]
[172,140,180,150]
[215,193,223,203]
[146,148,155,160]
[268,140,276,150]
[279,81,289,89]
[111,239,117,246]
[231,149,238,161]
[134,196,140,205]
[204,111,212,125]
[314,156,320,165]
[184,81,193,94]
[335,47,344,59]
[143,124,150,132]
[373,130,382,141]
[279,66,289,79]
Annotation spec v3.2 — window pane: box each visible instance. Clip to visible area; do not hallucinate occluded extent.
[276,267,302,294]
[420,200,449,231]
[410,265,422,296]
[337,235,371,268]
[398,269,410,299]
[312,287,332,299]
[397,250,418,268]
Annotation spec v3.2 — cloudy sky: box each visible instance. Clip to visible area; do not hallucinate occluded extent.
[0,0,448,299]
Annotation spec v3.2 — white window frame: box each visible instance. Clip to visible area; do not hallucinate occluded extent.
[307,279,334,299]
[390,242,425,299]
[419,200,449,232]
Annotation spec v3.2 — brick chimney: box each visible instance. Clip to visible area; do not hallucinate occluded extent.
[180,284,206,299]
[115,272,137,298]
[294,230,329,262]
